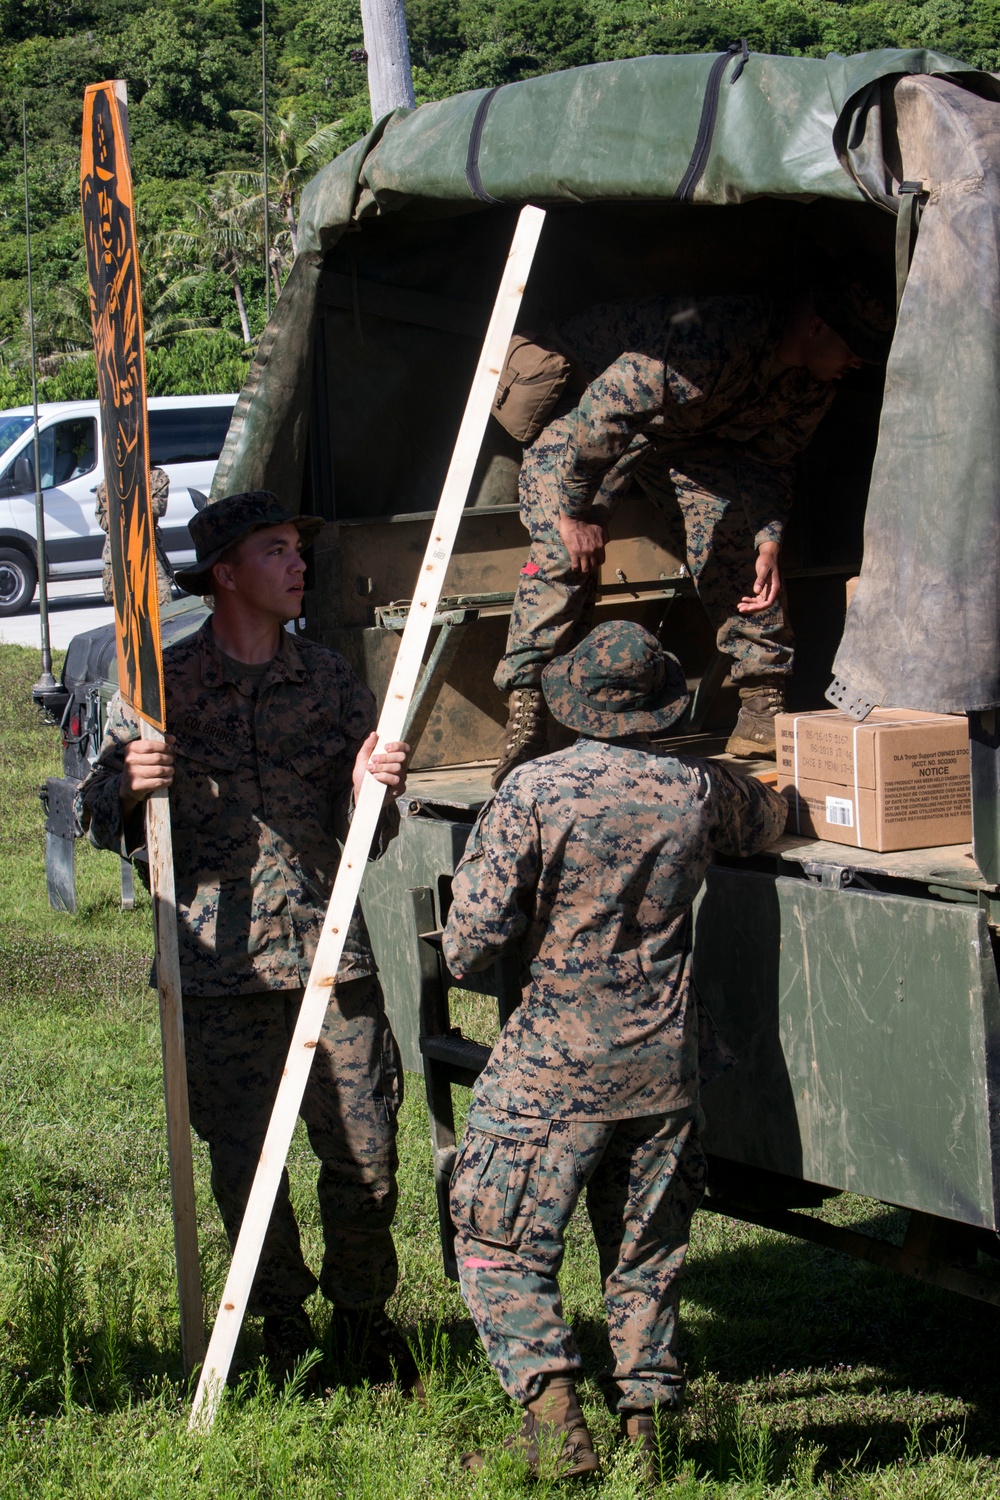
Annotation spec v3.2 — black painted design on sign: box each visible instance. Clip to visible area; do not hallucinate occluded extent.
[81,81,165,729]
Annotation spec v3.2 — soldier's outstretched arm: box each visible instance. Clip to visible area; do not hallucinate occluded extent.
[442,787,541,978]
[706,762,788,860]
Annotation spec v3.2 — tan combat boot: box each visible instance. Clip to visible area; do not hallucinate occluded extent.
[492,687,548,789]
[620,1407,679,1487]
[724,678,786,758]
[461,1377,601,1478]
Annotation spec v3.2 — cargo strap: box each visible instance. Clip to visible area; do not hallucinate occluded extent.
[466,86,502,203]
[895,179,926,313]
[674,39,749,203]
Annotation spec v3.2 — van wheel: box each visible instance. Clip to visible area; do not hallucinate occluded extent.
[0,548,38,616]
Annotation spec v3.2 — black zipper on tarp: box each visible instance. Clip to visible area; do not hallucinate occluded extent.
[674,40,750,203]
[466,87,502,203]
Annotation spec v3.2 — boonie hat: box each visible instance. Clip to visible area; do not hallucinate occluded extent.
[811,249,895,363]
[175,490,325,593]
[542,620,690,739]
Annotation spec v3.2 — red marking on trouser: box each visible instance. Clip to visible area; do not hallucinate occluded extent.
[463,1256,505,1270]
[520,561,540,576]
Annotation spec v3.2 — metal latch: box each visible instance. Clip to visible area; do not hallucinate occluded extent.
[797,861,878,893]
[800,861,853,890]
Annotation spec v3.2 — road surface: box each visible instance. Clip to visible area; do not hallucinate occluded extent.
[0,581,115,651]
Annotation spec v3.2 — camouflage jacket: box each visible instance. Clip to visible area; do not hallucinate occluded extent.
[96,467,173,593]
[549,295,836,547]
[95,467,170,529]
[442,741,787,1120]
[78,619,394,997]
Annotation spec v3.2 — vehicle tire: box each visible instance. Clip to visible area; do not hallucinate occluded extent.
[0,547,38,616]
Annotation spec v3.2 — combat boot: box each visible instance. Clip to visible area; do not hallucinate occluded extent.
[461,1376,601,1478]
[725,678,786,758]
[327,1306,423,1396]
[262,1305,316,1386]
[619,1407,680,1487]
[492,687,548,789]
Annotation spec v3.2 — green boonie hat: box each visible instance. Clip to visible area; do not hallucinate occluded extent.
[542,621,690,739]
[812,249,895,363]
[175,490,325,594]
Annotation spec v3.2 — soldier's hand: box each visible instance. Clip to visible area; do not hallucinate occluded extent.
[353,734,410,804]
[737,542,781,614]
[120,736,175,815]
[557,512,610,574]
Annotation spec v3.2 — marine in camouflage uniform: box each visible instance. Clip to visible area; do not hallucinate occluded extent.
[493,262,894,782]
[95,466,174,606]
[496,296,833,691]
[444,620,787,1476]
[77,491,416,1386]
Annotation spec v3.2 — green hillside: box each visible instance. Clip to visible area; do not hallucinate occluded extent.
[2,0,999,404]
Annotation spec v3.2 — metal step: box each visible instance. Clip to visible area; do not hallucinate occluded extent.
[421,1031,491,1086]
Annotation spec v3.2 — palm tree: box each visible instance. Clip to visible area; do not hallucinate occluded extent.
[164,180,267,345]
[220,109,343,261]
[39,259,237,367]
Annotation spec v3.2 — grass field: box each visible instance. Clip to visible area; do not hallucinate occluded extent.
[2,638,1000,1496]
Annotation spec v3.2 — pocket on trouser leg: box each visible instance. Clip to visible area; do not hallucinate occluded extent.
[450,1116,551,1251]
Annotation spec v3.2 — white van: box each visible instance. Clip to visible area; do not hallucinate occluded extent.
[0,394,237,615]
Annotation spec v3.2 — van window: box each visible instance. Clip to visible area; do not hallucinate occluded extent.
[148,407,233,465]
[3,419,98,493]
[40,419,97,488]
[0,415,32,461]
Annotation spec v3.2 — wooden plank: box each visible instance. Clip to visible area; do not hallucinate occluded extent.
[142,719,206,1375]
[189,203,546,1431]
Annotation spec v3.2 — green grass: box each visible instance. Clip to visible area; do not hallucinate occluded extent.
[2,641,1000,1495]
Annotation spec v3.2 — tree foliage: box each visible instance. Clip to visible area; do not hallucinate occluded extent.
[1,0,999,403]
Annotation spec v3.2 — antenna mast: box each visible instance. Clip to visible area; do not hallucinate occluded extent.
[261,0,271,323]
[23,100,55,698]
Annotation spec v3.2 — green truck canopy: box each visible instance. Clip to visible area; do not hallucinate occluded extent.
[214,47,1000,716]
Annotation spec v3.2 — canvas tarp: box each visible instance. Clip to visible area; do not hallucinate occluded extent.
[213,47,1000,715]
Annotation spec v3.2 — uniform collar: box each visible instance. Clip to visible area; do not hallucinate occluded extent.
[196,616,308,690]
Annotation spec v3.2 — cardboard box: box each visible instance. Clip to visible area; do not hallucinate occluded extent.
[845,575,860,608]
[776,708,971,852]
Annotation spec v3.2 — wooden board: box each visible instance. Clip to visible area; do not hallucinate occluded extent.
[188,204,547,1431]
[142,719,206,1372]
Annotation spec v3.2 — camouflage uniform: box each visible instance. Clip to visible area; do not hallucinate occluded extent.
[96,467,174,606]
[494,295,836,692]
[77,619,402,1316]
[445,623,787,1410]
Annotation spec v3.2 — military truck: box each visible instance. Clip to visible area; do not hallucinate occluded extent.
[46,47,1000,1302]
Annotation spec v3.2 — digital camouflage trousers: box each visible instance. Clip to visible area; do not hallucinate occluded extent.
[183,976,402,1317]
[494,435,794,692]
[450,1106,706,1411]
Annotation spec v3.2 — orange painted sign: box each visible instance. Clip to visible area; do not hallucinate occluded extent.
[80,80,164,729]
